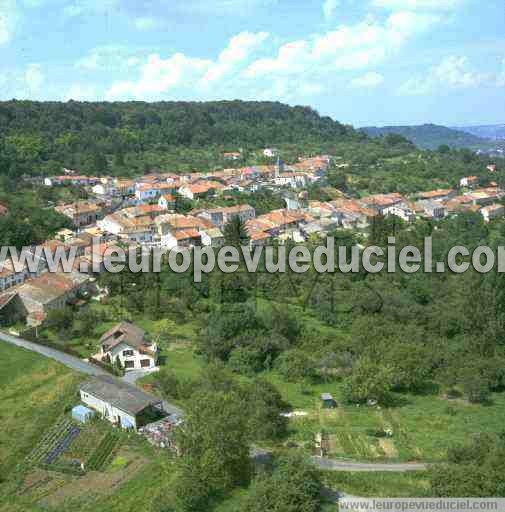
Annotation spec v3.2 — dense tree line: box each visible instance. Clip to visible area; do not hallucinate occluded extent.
[0,100,362,177]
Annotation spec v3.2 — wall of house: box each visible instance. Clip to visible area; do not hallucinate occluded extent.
[80,390,137,429]
[106,341,157,370]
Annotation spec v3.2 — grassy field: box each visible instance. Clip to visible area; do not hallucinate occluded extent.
[0,342,83,478]
[142,339,505,464]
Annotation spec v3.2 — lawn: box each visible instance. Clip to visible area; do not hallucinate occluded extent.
[322,471,430,498]
[0,342,83,478]
[267,376,505,463]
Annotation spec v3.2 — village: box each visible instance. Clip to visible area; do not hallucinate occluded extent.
[0,150,502,330]
[1,148,504,495]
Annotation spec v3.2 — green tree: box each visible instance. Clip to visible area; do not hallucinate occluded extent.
[174,390,252,511]
[342,357,395,405]
[223,216,249,247]
[244,453,323,512]
[275,350,316,383]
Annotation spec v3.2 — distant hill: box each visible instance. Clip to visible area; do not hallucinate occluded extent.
[360,123,493,150]
[0,100,365,176]
[455,124,505,141]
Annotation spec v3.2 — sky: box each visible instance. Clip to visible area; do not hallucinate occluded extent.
[0,0,504,127]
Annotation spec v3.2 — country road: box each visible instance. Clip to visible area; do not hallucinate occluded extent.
[0,330,109,377]
[311,456,428,472]
[250,449,429,473]
[1,331,426,473]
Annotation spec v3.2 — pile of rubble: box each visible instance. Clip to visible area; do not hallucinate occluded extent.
[138,415,181,453]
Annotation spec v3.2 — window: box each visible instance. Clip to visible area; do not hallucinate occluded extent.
[124,361,135,369]
[123,349,134,357]
[140,359,151,368]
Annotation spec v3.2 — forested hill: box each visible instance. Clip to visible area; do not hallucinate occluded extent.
[0,100,365,177]
[361,123,492,151]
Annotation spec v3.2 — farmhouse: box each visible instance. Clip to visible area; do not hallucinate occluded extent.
[0,203,8,216]
[55,201,103,228]
[99,322,158,370]
[79,375,164,430]
[0,270,90,325]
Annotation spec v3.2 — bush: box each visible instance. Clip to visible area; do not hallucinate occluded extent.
[228,347,264,376]
[275,350,316,383]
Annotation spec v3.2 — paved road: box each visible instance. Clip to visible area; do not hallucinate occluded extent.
[311,456,428,472]
[251,448,428,473]
[0,330,109,377]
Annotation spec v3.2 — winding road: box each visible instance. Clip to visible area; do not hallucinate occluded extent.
[1,330,426,473]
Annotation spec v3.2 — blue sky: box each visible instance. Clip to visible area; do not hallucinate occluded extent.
[0,0,504,126]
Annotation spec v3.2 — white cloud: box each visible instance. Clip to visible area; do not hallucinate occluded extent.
[75,45,145,71]
[372,0,462,11]
[24,63,44,91]
[106,53,212,100]
[245,11,439,79]
[106,31,269,100]
[399,56,487,95]
[0,0,17,45]
[351,71,384,88]
[323,0,339,20]
[244,40,310,77]
[134,17,158,31]
[202,31,269,83]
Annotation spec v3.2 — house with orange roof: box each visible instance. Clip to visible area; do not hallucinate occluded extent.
[179,181,223,200]
[155,214,211,248]
[416,189,455,202]
[0,270,90,326]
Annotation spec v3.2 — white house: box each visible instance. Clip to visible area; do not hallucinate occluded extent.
[384,202,416,222]
[200,228,225,248]
[416,200,446,219]
[99,322,158,371]
[460,176,479,188]
[158,194,176,210]
[135,183,159,202]
[263,148,279,158]
[79,375,164,430]
[274,173,307,189]
[480,203,505,222]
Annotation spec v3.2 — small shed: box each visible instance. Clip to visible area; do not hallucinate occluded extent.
[320,393,336,409]
[72,405,96,424]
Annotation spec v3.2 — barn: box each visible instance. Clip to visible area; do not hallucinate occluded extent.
[79,375,165,430]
